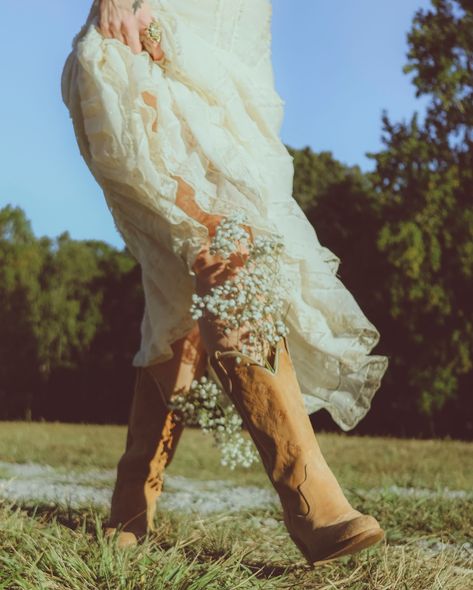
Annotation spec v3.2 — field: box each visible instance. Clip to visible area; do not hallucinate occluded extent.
[0,422,472,589]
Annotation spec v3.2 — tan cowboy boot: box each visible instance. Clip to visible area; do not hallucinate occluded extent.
[191,225,384,565]
[206,336,385,565]
[104,324,207,548]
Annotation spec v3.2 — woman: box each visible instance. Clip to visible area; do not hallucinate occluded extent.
[61,0,389,565]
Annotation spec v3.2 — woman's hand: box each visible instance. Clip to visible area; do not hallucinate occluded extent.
[98,0,165,62]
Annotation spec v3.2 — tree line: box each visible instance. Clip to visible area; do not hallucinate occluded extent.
[1,0,471,438]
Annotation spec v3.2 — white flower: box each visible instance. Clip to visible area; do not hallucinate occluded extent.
[169,375,259,469]
[186,212,291,469]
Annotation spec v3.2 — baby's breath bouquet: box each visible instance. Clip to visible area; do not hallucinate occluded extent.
[169,376,257,470]
[169,211,291,469]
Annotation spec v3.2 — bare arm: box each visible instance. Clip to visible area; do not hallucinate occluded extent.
[98,0,165,62]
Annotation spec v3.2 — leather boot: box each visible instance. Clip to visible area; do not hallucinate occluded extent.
[192,220,384,564]
[104,324,207,548]
[206,336,385,565]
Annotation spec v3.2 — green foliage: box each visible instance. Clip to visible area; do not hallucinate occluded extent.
[403,0,473,136]
[0,205,142,422]
[288,146,366,212]
[0,206,44,417]
[365,0,473,430]
[287,0,472,438]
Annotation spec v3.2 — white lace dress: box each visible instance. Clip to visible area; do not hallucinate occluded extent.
[61,0,389,430]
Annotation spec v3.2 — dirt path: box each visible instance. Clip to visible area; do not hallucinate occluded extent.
[1,461,472,563]
[0,461,277,513]
[1,461,472,512]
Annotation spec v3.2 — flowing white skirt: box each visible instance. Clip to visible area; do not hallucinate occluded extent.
[61,0,389,430]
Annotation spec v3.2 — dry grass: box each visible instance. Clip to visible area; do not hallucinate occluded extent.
[1,421,472,490]
[0,422,472,588]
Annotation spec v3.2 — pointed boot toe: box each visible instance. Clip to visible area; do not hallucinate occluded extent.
[287,511,385,565]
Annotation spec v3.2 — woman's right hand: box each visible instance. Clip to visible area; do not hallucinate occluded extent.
[98,0,165,62]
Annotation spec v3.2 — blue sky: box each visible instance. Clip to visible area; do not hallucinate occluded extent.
[0,0,431,249]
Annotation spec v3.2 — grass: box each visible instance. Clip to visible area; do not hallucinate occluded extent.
[0,502,471,589]
[1,421,472,490]
[0,422,472,589]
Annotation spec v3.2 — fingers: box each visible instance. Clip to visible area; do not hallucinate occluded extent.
[98,19,125,43]
[123,22,143,54]
[98,3,140,49]
[97,7,166,64]
[98,4,125,43]
[98,20,112,38]
[153,44,166,62]
[110,22,126,44]
[139,27,166,62]
[151,44,165,61]
[98,4,112,38]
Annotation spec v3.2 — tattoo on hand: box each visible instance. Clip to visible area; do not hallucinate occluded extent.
[132,0,144,13]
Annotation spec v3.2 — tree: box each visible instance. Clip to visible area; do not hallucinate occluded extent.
[0,206,44,418]
[288,147,363,212]
[366,0,473,435]
[0,204,142,422]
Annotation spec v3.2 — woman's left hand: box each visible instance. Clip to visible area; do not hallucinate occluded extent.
[98,0,166,63]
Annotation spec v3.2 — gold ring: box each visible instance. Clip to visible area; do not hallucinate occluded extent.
[143,18,162,44]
